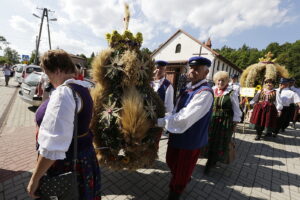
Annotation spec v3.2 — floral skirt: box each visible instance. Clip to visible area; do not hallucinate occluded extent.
[47,145,101,200]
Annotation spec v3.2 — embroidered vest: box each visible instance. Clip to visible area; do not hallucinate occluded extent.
[157,79,171,102]
[169,83,213,150]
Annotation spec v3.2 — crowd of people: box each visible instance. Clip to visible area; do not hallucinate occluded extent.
[25,49,300,200]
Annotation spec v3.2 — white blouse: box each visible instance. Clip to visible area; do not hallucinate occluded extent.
[212,86,243,122]
[157,80,213,134]
[37,79,90,160]
[151,78,174,116]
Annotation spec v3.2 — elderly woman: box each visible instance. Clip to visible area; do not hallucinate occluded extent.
[27,50,101,199]
[204,71,242,174]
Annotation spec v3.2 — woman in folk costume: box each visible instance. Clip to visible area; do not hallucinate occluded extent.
[27,50,101,199]
[250,79,283,140]
[204,71,242,174]
[239,52,290,137]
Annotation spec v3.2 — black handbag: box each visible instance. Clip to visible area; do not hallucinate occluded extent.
[37,86,79,200]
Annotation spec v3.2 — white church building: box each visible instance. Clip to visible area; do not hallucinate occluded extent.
[151,29,242,92]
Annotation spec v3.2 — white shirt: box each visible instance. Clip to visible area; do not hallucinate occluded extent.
[250,89,283,111]
[3,67,11,76]
[290,86,300,96]
[277,88,300,106]
[37,79,91,160]
[151,78,174,115]
[157,79,213,134]
[229,82,240,95]
[212,86,243,122]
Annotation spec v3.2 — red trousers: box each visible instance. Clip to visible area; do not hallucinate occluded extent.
[166,146,201,194]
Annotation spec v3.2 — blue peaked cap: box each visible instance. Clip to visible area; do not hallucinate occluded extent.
[279,78,290,84]
[155,60,168,67]
[188,56,211,67]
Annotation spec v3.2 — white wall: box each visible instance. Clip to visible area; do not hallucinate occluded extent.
[153,32,215,62]
[153,31,240,81]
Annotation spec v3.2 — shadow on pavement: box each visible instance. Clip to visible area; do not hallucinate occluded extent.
[0,168,27,183]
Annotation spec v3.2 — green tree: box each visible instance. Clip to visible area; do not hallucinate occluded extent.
[29,50,40,64]
[87,52,95,68]
[3,47,20,64]
[0,36,9,50]
[0,56,8,65]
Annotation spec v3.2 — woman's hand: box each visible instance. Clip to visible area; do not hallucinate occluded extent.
[27,177,40,199]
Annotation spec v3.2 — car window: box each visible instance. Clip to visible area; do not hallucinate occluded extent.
[34,68,43,72]
[26,67,35,73]
[24,73,41,86]
[16,66,23,73]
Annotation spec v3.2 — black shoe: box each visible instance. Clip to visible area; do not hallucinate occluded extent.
[272,133,277,138]
[265,133,272,137]
[168,191,181,200]
[255,135,261,140]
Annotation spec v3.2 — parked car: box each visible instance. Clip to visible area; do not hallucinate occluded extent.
[14,64,42,85]
[19,72,44,107]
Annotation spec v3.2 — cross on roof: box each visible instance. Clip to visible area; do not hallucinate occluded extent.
[193,46,208,56]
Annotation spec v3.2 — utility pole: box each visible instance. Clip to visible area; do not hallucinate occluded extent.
[33,8,57,65]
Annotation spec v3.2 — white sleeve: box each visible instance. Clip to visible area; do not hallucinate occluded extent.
[293,92,300,104]
[157,91,213,134]
[38,86,76,160]
[250,91,260,105]
[164,85,174,116]
[230,92,242,122]
[276,90,283,111]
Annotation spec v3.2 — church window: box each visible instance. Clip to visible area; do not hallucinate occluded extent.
[175,44,181,53]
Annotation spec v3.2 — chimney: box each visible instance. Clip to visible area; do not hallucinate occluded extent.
[205,38,212,49]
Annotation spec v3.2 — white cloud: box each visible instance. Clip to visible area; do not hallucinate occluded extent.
[138,0,293,41]
[2,0,297,57]
[10,16,35,33]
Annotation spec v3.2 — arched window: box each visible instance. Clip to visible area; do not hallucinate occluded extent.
[216,61,220,71]
[175,44,181,53]
[225,65,228,72]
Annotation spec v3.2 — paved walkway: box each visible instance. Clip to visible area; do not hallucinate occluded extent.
[0,79,300,199]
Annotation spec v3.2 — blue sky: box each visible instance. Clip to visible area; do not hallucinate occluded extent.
[0,0,299,57]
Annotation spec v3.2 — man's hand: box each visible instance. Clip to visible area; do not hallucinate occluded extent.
[278,111,282,117]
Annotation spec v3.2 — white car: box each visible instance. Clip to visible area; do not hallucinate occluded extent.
[19,72,44,106]
[14,64,42,85]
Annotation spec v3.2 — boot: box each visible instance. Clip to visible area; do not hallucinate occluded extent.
[255,131,262,140]
[168,190,181,200]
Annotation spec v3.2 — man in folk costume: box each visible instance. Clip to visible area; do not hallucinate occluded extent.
[250,78,283,140]
[157,56,213,200]
[229,74,241,95]
[151,60,174,115]
[289,78,300,128]
[274,78,300,135]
